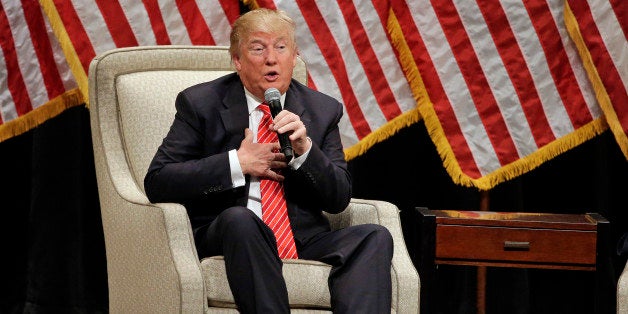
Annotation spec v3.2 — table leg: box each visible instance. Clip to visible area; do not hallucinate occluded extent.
[591,213,612,314]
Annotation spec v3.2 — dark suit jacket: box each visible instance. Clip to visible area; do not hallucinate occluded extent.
[144,72,352,243]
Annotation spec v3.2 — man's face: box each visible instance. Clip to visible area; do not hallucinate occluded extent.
[233,31,297,100]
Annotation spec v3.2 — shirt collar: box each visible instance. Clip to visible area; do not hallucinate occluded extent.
[244,88,287,115]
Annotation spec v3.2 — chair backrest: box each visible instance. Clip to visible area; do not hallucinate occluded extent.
[88,46,307,197]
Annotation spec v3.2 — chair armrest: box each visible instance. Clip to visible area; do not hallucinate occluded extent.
[618,260,628,313]
[327,198,420,314]
[97,185,205,313]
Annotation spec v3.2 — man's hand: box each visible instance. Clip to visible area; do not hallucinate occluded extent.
[271,109,311,156]
[237,128,287,181]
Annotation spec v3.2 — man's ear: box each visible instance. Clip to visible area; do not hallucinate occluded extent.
[232,54,242,71]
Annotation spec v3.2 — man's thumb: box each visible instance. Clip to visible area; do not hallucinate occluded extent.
[243,128,253,141]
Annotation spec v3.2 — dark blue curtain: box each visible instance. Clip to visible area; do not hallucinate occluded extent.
[1,106,107,313]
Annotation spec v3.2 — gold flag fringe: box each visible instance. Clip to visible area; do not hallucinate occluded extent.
[564,2,628,160]
[386,8,608,190]
[39,0,89,107]
[0,89,85,143]
[343,109,422,161]
[243,0,259,9]
[467,118,608,190]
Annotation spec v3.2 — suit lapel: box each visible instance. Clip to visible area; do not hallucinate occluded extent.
[285,83,311,126]
[219,81,248,149]
[218,81,251,207]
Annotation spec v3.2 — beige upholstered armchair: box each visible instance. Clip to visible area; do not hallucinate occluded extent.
[88,45,419,313]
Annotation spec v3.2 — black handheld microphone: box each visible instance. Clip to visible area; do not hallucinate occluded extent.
[264,88,294,160]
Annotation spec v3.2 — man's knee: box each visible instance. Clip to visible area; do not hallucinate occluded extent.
[218,206,255,223]
[216,206,263,239]
[364,224,394,256]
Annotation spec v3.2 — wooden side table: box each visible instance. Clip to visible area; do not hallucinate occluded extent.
[415,208,610,314]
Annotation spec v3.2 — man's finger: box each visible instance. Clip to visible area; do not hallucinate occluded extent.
[270,171,285,181]
[273,152,287,161]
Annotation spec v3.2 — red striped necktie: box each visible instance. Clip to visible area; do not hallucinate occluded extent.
[257,103,298,259]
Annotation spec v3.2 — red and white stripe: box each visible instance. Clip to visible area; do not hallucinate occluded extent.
[48,0,239,75]
[0,0,76,125]
[567,0,628,158]
[391,0,603,181]
[257,0,416,149]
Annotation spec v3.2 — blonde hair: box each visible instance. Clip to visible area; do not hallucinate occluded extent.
[229,8,297,57]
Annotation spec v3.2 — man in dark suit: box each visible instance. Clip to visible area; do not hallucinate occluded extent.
[144,8,392,314]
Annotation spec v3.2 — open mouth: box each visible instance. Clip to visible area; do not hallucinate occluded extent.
[265,71,279,81]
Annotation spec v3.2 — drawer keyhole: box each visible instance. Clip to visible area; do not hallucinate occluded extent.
[504,241,530,251]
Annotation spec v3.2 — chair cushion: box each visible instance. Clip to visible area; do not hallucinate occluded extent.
[201,256,332,309]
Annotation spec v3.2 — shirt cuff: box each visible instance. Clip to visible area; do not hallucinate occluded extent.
[288,137,312,170]
[229,149,246,187]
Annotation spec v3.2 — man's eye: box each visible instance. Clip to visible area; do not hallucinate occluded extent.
[249,47,264,55]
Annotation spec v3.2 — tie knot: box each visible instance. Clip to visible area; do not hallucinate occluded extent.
[258,103,271,116]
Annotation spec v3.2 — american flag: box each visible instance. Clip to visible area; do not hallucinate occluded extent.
[0,0,79,142]
[0,0,239,142]
[2,0,626,190]
[388,0,624,189]
[565,0,628,163]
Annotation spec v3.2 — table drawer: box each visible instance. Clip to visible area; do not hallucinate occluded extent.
[435,225,597,265]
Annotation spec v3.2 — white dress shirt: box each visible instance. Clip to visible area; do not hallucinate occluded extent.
[228,89,310,218]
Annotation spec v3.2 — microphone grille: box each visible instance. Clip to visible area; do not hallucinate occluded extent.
[264,88,281,103]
